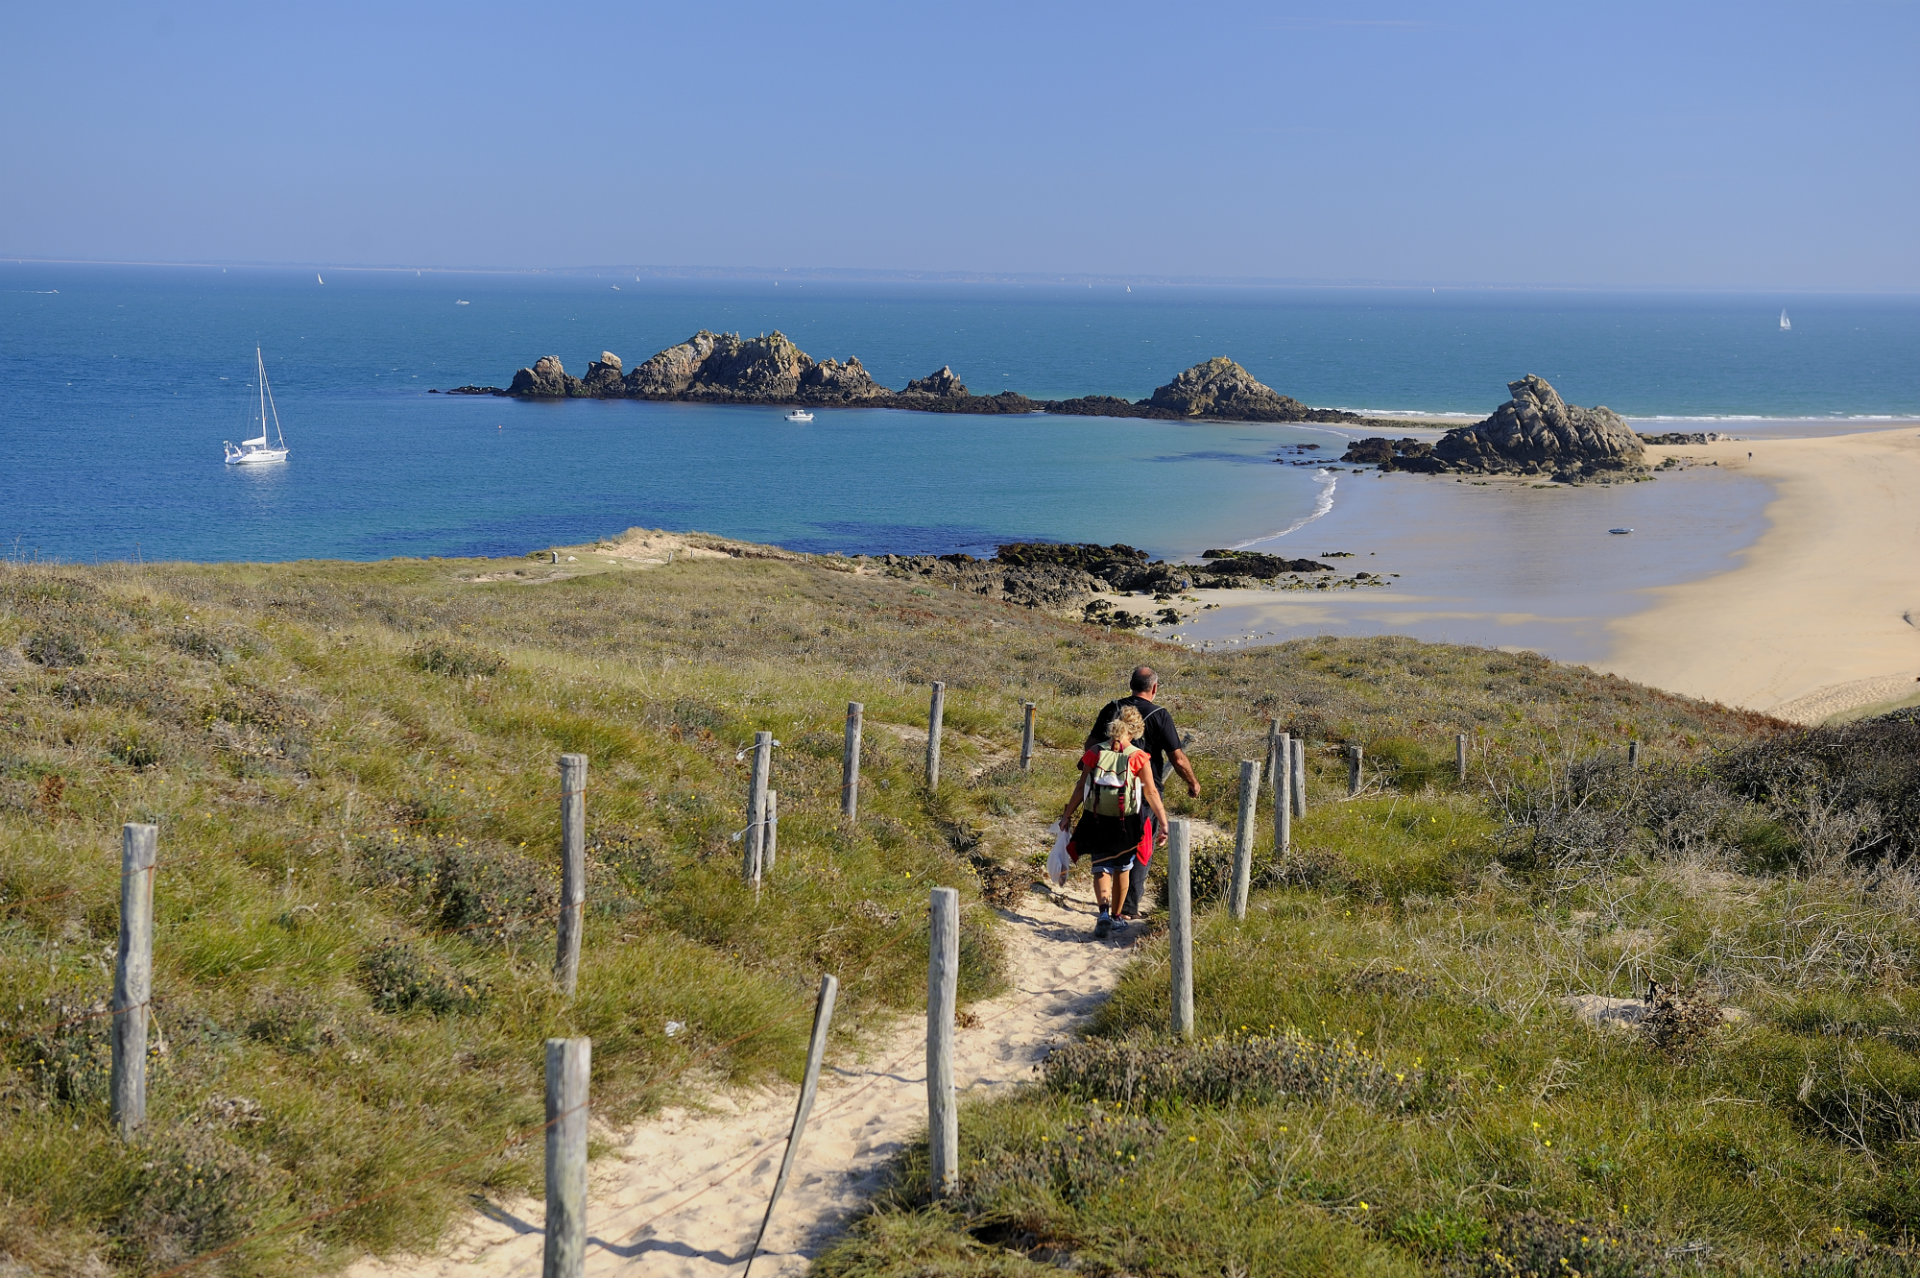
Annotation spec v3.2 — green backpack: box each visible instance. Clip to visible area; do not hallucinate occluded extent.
[1085,746,1143,818]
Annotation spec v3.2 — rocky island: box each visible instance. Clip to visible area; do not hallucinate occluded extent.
[1338,375,1649,482]
[450,332,1368,424]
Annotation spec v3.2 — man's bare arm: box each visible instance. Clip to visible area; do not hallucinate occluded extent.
[1170,748,1200,799]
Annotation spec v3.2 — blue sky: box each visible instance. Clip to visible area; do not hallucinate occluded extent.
[3,1,1915,288]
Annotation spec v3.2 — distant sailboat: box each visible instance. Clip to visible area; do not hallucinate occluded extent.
[316,273,324,285]
[1779,308,1791,330]
[224,348,290,465]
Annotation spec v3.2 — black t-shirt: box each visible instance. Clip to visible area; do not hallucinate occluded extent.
[1085,695,1183,784]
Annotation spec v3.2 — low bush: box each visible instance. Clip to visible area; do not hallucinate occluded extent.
[360,939,488,1016]
[404,639,505,678]
[1041,1028,1427,1110]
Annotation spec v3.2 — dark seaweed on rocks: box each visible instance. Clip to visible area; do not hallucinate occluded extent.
[870,542,1334,615]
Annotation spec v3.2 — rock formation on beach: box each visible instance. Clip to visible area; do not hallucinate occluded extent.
[1340,375,1647,482]
[474,333,1367,424]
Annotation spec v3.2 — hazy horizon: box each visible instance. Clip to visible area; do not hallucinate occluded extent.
[4,2,1916,290]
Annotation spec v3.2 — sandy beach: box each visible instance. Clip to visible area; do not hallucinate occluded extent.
[1600,429,1920,720]
[1165,425,1920,722]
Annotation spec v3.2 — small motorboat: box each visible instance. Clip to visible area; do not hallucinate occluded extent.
[785,409,814,423]
[1608,527,1634,535]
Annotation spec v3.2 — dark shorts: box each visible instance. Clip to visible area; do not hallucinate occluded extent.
[1075,812,1141,872]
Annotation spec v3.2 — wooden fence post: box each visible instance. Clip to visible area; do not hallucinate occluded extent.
[1273,747,1292,856]
[1266,719,1283,795]
[1230,759,1259,920]
[556,754,586,996]
[1628,739,1642,769]
[744,973,839,1278]
[745,731,772,884]
[543,1037,591,1278]
[1457,732,1469,784]
[927,886,959,1197]
[765,790,778,871]
[1020,702,1036,772]
[112,823,157,1139]
[1168,819,1194,1038]
[1290,738,1307,817]
[925,683,946,791]
[842,702,862,822]
[1347,745,1363,798]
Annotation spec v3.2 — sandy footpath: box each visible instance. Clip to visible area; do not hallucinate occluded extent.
[1599,430,1920,721]
[348,880,1134,1278]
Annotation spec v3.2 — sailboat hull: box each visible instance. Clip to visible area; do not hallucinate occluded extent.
[225,446,289,465]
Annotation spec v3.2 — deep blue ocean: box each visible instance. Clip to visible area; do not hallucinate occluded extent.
[3,262,1917,564]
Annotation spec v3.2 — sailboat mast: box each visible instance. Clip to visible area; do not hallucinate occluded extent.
[262,356,285,449]
[257,348,267,440]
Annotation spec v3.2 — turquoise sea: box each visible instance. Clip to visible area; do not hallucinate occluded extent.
[3,262,1917,565]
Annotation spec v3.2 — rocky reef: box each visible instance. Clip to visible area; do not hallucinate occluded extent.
[867,542,1340,628]
[466,333,1366,424]
[1339,376,1647,482]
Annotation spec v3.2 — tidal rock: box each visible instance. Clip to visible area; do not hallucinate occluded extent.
[1195,549,1332,577]
[1046,395,1145,417]
[1638,430,1726,446]
[799,355,888,402]
[1339,437,1441,472]
[625,331,721,398]
[1145,358,1315,421]
[1433,375,1645,479]
[508,355,577,398]
[902,365,969,398]
[580,351,625,396]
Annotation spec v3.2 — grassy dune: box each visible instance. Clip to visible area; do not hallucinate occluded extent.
[0,544,1832,1275]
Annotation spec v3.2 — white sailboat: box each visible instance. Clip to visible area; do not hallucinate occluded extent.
[224,348,290,465]
[1779,308,1791,330]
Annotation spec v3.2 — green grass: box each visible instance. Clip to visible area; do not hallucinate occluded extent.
[818,763,1920,1275]
[0,544,1786,1274]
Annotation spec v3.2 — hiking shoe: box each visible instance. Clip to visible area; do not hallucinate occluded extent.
[1093,914,1112,939]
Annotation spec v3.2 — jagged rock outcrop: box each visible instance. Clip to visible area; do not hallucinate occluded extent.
[902,366,968,398]
[799,356,888,402]
[684,332,812,400]
[871,542,1333,613]
[1145,357,1316,421]
[625,331,721,397]
[1433,375,1645,480]
[508,355,579,398]
[580,352,625,396]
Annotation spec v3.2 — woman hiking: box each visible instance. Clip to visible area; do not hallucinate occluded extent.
[1059,704,1169,938]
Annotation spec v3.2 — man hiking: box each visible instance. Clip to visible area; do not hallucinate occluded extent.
[1060,704,1170,937]
[1084,666,1199,920]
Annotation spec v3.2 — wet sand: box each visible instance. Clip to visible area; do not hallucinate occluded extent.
[1166,425,1920,722]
